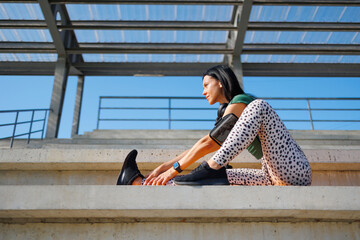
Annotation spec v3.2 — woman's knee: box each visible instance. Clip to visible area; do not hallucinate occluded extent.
[247,99,267,109]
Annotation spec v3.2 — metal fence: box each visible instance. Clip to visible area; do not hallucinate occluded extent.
[0,109,51,148]
[97,96,360,131]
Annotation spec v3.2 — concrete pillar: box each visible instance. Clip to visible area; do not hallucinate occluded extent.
[232,56,244,90]
[71,75,84,137]
[225,0,252,91]
[46,57,69,138]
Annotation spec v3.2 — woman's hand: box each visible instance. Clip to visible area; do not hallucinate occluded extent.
[145,168,178,185]
[143,167,163,185]
[144,164,170,185]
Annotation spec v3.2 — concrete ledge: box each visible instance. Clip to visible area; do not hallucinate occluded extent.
[2,130,360,150]
[1,145,359,186]
[80,129,360,141]
[0,186,359,222]
[1,222,359,240]
[0,148,359,171]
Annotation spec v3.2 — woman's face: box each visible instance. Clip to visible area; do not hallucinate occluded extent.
[202,75,227,105]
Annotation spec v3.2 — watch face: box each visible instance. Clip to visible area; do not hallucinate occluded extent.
[173,162,179,168]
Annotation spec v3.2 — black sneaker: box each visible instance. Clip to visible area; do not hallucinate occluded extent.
[174,161,229,186]
[116,149,144,185]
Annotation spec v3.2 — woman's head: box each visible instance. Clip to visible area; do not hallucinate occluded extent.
[202,65,244,103]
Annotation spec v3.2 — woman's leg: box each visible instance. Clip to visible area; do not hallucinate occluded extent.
[117,149,176,186]
[212,99,312,186]
[226,157,272,185]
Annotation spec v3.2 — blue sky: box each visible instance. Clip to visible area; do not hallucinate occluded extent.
[0,75,359,139]
[1,3,360,138]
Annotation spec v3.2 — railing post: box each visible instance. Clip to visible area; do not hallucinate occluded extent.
[41,110,48,140]
[10,111,19,148]
[72,75,85,137]
[306,99,314,130]
[46,57,69,138]
[97,97,102,130]
[168,98,172,130]
[27,110,35,144]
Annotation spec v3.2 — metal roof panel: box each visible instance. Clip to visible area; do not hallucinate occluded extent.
[250,6,360,22]
[0,53,56,61]
[66,4,233,21]
[75,29,228,43]
[242,54,360,63]
[245,31,360,44]
[83,53,223,62]
[0,3,44,20]
[0,29,52,42]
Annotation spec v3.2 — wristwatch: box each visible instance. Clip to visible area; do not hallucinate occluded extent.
[173,161,183,173]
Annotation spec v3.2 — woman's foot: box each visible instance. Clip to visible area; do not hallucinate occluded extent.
[116,149,144,185]
[131,176,143,185]
[174,161,229,185]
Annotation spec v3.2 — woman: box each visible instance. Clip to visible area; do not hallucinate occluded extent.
[117,65,312,186]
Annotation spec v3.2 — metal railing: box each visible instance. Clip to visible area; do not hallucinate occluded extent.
[0,109,51,148]
[265,97,360,130]
[96,96,360,131]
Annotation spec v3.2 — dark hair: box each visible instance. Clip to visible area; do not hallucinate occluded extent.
[203,65,244,102]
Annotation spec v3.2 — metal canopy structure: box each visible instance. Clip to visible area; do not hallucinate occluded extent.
[0,0,359,77]
[0,0,359,138]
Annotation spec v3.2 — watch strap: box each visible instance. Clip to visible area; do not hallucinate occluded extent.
[173,161,182,173]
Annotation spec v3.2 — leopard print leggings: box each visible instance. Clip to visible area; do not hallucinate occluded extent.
[213,99,312,186]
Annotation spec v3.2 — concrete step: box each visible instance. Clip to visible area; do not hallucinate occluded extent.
[2,130,360,149]
[78,129,360,146]
[1,185,358,221]
[2,145,359,170]
[79,129,207,139]
[80,129,360,140]
[1,130,359,239]
[0,130,359,186]
[2,220,358,240]
[0,138,198,149]
[0,146,359,186]
[0,186,359,239]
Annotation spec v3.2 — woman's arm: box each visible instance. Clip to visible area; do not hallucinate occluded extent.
[143,149,190,185]
[146,102,248,185]
[177,135,220,170]
[145,134,220,185]
[223,102,247,118]
[208,102,248,169]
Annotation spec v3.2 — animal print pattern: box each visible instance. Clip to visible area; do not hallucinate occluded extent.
[212,99,312,186]
[226,158,272,185]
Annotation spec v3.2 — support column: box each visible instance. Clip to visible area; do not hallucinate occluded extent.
[71,75,85,137]
[46,57,69,138]
[226,0,252,90]
[232,56,244,90]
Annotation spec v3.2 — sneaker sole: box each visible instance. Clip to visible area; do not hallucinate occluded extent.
[174,178,229,186]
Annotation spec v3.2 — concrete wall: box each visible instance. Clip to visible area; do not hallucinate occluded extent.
[0,146,359,186]
[0,186,359,239]
[1,222,359,240]
[0,130,359,239]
